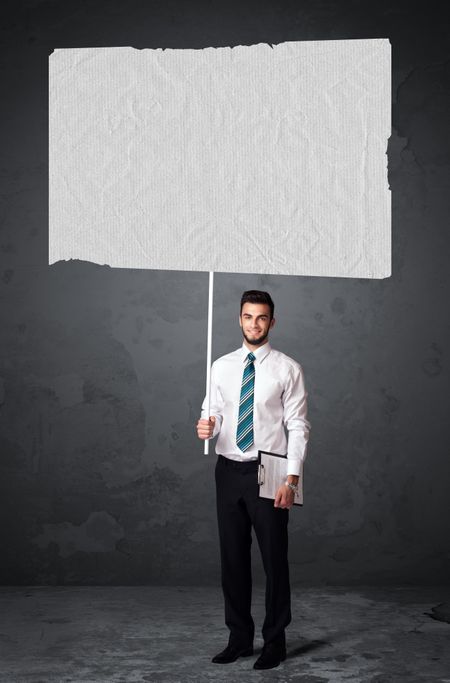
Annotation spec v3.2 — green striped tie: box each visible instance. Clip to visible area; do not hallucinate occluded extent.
[236,352,256,451]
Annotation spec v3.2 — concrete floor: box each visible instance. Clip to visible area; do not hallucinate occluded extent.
[0,586,449,682]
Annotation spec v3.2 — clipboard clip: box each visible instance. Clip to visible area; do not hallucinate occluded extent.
[257,463,265,486]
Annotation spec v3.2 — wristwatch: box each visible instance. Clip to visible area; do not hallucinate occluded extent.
[285,480,298,494]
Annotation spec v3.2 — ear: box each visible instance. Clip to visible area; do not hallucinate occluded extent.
[270,317,275,328]
[239,315,243,328]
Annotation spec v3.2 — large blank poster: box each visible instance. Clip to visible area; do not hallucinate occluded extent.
[49,39,391,278]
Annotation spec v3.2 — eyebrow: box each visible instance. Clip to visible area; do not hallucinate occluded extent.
[243,313,268,317]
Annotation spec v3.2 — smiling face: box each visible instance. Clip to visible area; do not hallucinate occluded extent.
[239,302,275,349]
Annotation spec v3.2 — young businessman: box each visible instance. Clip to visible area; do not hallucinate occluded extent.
[197,290,310,670]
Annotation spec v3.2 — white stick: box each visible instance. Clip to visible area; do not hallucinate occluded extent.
[203,271,214,455]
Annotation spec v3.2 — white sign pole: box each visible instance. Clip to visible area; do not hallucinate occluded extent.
[204,271,214,455]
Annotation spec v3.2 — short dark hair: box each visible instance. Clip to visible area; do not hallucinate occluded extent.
[240,290,274,320]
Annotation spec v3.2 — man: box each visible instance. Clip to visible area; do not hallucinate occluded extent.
[197,290,310,670]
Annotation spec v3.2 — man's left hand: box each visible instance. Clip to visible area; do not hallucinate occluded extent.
[274,484,295,509]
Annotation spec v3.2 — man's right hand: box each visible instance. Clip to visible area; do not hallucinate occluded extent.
[196,416,216,440]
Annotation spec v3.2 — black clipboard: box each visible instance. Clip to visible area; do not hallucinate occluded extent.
[257,450,303,506]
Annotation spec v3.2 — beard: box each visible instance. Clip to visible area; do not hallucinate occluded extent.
[242,328,270,346]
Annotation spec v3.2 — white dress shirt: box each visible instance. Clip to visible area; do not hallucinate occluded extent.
[201,341,310,476]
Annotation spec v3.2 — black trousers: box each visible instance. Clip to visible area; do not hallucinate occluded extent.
[215,454,291,647]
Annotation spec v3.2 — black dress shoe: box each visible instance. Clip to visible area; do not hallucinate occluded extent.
[211,643,254,664]
[253,642,287,670]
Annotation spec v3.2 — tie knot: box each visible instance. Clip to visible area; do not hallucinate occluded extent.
[247,352,256,363]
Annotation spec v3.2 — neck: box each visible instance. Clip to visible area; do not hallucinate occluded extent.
[243,339,269,352]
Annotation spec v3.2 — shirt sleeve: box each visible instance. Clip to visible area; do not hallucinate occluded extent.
[200,361,223,438]
[282,363,311,476]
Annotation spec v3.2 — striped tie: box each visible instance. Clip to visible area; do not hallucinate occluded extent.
[236,352,256,451]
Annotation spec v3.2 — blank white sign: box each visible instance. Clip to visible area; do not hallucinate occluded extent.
[49,39,391,278]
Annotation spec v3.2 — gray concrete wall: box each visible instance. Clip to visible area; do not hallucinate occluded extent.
[1,1,449,585]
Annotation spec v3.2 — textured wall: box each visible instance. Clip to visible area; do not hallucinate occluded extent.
[1,1,449,585]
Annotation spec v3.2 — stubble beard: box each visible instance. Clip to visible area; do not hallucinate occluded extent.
[242,328,270,346]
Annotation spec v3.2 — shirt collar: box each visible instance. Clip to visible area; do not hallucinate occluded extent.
[241,341,272,364]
